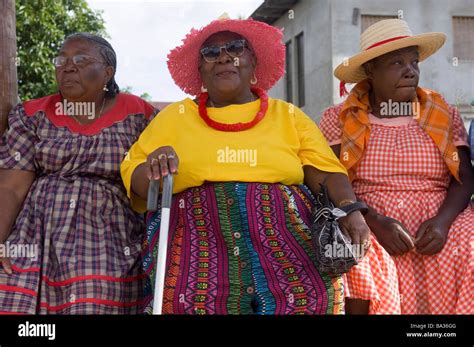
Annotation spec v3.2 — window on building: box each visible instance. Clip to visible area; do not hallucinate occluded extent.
[285,40,293,103]
[296,32,305,107]
[361,15,398,33]
[453,16,474,61]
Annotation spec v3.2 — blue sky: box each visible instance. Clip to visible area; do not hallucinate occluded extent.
[87,0,263,102]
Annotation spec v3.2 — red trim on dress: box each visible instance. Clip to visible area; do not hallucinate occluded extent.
[0,284,37,297]
[11,265,40,273]
[0,311,28,315]
[22,93,155,136]
[43,273,147,286]
[9,265,145,285]
[0,298,143,314]
[39,298,144,311]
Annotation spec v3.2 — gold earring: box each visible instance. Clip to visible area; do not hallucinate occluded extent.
[103,84,109,92]
[250,73,257,85]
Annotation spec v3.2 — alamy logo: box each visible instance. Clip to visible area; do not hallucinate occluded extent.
[217,146,257,167]
[380,100,420,118]
[324,241,365,259]
[55,99,95,119]
[18,321,56,341]
[0,242,37,261]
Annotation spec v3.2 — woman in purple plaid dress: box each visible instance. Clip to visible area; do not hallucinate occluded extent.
[0,33,155,314]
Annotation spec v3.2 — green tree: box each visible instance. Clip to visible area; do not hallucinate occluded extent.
[139,92,152,102]
[121,86,153,101]
[16,0,107,100]
[121,86,133,94]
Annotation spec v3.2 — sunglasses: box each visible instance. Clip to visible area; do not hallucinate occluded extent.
[52,55,104,68]
[200,39,249,63]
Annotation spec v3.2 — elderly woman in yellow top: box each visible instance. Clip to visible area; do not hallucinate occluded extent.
[121,16,371,314]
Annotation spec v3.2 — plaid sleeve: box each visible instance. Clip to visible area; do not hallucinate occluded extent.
[319,104,343,146]
[0,103,39,172]
[120,129,149,213]
[450,106,469,147]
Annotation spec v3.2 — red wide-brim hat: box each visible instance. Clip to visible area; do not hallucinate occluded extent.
[167,15,286,96]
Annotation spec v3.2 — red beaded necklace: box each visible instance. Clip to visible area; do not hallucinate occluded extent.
[198,87,268,132]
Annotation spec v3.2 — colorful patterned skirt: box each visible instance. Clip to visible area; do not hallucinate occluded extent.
[142,182,345,314]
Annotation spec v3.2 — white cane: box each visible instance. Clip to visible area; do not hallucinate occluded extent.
[147,174,174,315]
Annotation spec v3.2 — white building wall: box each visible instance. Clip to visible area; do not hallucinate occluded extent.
[269,0,333,121]
[331,0,474,118]
[265,0,474,124]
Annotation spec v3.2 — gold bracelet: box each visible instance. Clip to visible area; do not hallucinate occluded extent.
[337,199,356,207]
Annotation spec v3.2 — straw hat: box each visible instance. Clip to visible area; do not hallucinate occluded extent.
[167,14,286,96]
[334,19,446,84]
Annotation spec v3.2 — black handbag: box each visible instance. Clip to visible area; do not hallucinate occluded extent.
[311,184,368,276]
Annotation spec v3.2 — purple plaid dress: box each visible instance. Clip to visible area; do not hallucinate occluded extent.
[0,93,155,314]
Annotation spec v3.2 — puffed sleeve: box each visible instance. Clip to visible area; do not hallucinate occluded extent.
[318,104,344,146]
[121,128,152,214]
[294,107,347,175]
[449,106,469,148]
[0,103,39,172]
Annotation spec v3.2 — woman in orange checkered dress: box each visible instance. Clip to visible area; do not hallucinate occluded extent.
[320,19,473,314]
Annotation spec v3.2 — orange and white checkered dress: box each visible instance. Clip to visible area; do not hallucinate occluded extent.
[320,103,473,314]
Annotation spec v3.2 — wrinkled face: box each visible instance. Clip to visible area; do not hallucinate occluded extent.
[364,46,420,103]
[55,38,113,101]
[198,31,256,97]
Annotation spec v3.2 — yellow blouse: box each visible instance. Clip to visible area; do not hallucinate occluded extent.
[121,97,347,212]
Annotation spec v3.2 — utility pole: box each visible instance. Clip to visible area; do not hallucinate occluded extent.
[0,0,18,134]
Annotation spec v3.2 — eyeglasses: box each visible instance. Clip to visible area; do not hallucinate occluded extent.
[52,55,104,68]
[200,39,249,63]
